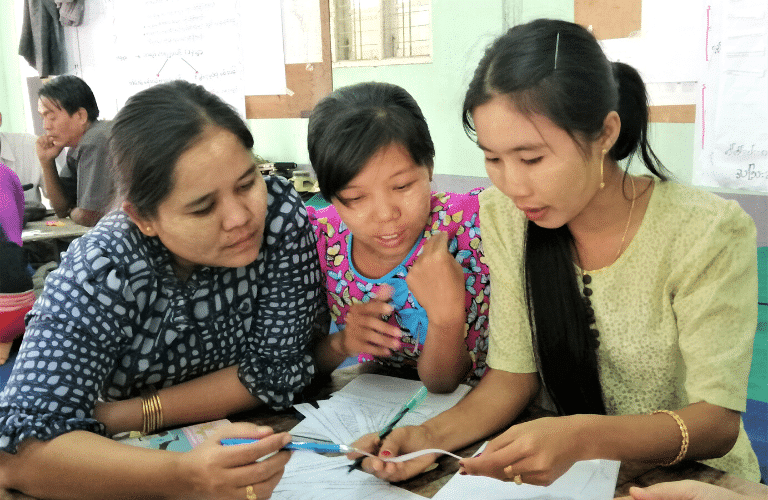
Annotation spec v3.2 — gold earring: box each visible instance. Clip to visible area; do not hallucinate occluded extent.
[599,149,606,189]
[146,226,152,232]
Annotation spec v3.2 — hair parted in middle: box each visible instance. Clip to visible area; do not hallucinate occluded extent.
[307,81,435,201]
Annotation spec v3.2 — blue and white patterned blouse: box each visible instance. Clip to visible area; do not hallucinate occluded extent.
[0,176,322,453]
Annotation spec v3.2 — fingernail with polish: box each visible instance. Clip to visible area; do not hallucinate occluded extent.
[380,450,392,457]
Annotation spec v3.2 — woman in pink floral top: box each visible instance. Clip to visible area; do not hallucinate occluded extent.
[307,82,489,392]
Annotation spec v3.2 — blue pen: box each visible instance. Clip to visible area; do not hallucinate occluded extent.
[221,438,358,454]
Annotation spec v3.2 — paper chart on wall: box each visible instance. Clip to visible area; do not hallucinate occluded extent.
[107,0,287,117]
[695,0,768,193]
[599,0,702,107]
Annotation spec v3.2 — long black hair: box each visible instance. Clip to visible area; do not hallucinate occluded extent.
[110,80,254,219]
[307,82,435,201]
[463,19,668,415]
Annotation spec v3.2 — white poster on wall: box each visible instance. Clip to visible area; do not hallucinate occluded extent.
[62,0,288,119]
[600,0,702,107]
[695,0,768,193]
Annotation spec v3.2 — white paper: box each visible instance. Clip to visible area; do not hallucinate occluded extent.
[238,1,289,96]
[432,444,620,500]
[273,452,424,500]
[110,0,248,116]
[600,0,702,92]
[282,0,324,64]
[290,374,472,444]
[695,0,768,192]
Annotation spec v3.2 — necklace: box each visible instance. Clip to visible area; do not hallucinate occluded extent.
[581,176,637,349]
[613,175,636,263]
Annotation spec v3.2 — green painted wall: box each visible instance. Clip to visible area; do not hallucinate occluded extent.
[0,0,710,188]
[0,0,27,133]
[248,0,698,186]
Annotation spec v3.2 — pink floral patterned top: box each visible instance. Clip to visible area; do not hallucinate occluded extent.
[307,189,490,382]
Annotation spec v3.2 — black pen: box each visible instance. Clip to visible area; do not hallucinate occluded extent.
[348,386,429,473]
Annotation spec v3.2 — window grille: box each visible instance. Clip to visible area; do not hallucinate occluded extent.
[330,0,432,65]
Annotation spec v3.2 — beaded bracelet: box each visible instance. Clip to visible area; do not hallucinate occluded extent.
[652,409,689,466]
[141,387,163,436]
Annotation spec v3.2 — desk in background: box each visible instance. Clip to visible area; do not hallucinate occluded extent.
[21,215,90,243]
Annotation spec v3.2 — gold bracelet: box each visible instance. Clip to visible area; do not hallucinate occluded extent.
[140,387,163,435]
[652,410,689,466]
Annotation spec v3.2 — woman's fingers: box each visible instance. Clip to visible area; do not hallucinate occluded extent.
[207,424,288,468]
[348,433,381,459]
[345,302,402,355]
[230,448,291,488]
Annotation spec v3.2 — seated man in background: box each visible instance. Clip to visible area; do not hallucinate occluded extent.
[0,111,43,204]
[36,75,114,227]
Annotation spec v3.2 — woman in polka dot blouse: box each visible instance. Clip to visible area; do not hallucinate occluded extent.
[0,81,322,499]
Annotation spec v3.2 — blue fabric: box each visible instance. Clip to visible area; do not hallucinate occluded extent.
[0,176,322,453]
[743,398,768,483]
[0,354,16,392]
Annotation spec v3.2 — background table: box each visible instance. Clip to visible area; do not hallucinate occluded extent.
[21,215,90,243]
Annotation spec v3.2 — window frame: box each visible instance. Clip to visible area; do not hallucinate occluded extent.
[330,0,433,68]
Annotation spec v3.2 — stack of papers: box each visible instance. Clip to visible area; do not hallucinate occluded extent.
[273,451,424,500]
[290,374,472,444]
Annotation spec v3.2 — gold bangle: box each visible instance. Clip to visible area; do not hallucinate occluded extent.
[140,387,163,435]
[653,409,689,466]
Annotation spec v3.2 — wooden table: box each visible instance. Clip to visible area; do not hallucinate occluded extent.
[247,363,768,498]
[2,363,766,499]
[21,215,90,243]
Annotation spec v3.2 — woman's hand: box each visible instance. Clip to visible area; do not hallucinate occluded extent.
[459,415,590,486]
[333,285,402,358]
[616,480,759,500]
[348,425,438,482]
[406,231,465,325]
[94,399,142,435]
[175,423,291,500]
[408,231,472,392]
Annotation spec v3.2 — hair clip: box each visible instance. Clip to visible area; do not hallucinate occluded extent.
[554,32,560,70]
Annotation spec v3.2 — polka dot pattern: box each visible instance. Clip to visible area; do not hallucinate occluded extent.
[0,176,321,453]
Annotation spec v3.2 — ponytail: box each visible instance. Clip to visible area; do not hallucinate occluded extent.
[611,62,669,180]
[464,20,670,416]
[525,223,606,415]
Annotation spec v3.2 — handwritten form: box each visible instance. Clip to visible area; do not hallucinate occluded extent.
[290,374,472,444]
[695,0,768,192]
[273,452,424,500]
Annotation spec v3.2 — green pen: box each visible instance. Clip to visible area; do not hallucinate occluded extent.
[378,386,429,439]
[348,386,430,473]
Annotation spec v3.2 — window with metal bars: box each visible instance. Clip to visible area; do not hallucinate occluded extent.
[330,0,432,65]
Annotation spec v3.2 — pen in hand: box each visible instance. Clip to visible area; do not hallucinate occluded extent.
[348,386,429,473]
